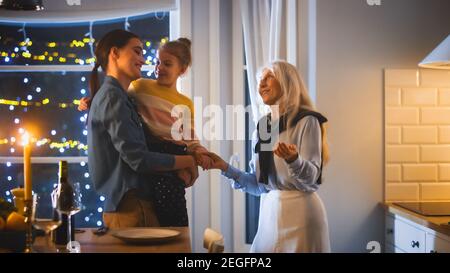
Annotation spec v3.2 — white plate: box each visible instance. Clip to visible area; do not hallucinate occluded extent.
[112,228,181,244]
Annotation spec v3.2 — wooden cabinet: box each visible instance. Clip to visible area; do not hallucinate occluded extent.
[426,233,450,253]
[385,214,450,253]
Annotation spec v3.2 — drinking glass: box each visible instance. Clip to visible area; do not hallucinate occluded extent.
[31,191,61,252]
[56,182,82,253]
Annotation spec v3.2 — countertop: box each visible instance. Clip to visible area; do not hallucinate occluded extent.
[384,203,450,237]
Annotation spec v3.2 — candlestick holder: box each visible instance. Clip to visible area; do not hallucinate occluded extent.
[23,199,34,253]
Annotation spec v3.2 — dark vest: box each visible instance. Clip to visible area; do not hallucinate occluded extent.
[254,109,328,185]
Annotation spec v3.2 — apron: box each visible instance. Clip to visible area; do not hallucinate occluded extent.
[251,190,331,253]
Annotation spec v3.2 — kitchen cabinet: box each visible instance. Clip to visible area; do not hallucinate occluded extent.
[385,208,450,253]
[426,233,450,253]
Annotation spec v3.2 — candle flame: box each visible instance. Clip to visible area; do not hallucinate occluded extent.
[21,132,30,146]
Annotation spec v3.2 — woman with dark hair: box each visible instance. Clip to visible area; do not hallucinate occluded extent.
[87,29,198,228]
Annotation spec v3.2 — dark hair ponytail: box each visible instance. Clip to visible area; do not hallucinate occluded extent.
[87,63,101,109]
[88,29,140,109]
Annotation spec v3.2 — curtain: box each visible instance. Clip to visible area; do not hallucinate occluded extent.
[240,0,294,125]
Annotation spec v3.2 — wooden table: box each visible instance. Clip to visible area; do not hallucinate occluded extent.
[32,227,191,253]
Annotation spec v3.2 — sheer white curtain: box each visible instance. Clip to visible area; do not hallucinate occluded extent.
[240,0,294,124]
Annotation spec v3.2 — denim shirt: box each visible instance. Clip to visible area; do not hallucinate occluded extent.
[87,76,175,212]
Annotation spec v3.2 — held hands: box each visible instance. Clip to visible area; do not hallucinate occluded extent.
[193,148,215,170]
[273,142,298,164]
[77,97,91,111]
[206,152,228,172]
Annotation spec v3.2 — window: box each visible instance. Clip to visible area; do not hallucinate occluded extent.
[0,13,170,227]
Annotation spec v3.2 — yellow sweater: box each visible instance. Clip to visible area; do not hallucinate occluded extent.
[131,78,194,120]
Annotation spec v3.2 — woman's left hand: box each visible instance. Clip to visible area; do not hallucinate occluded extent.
[274,142,298,163]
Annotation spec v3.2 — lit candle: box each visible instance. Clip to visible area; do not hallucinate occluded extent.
[23,133,32,201]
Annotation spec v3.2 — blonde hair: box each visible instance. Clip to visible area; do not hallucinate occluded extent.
[267,60,330,164]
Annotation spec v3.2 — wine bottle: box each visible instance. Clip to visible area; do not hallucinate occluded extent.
[52,161,75,245]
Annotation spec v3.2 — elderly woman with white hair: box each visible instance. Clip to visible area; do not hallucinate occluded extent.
[209,60,331,253]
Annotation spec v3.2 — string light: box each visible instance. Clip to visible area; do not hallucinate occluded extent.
[0,97,80,109]
[1,31,161,65]
[1,14,169,229]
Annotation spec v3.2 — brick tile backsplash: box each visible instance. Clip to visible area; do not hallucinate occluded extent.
[385,69,450,201]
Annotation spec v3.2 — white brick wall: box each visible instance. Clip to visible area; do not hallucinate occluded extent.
[385,69,450,202]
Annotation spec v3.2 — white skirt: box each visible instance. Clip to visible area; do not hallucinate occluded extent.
[250,190,331,253]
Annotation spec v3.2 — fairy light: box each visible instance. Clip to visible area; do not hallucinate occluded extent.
[0,17,169,228]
